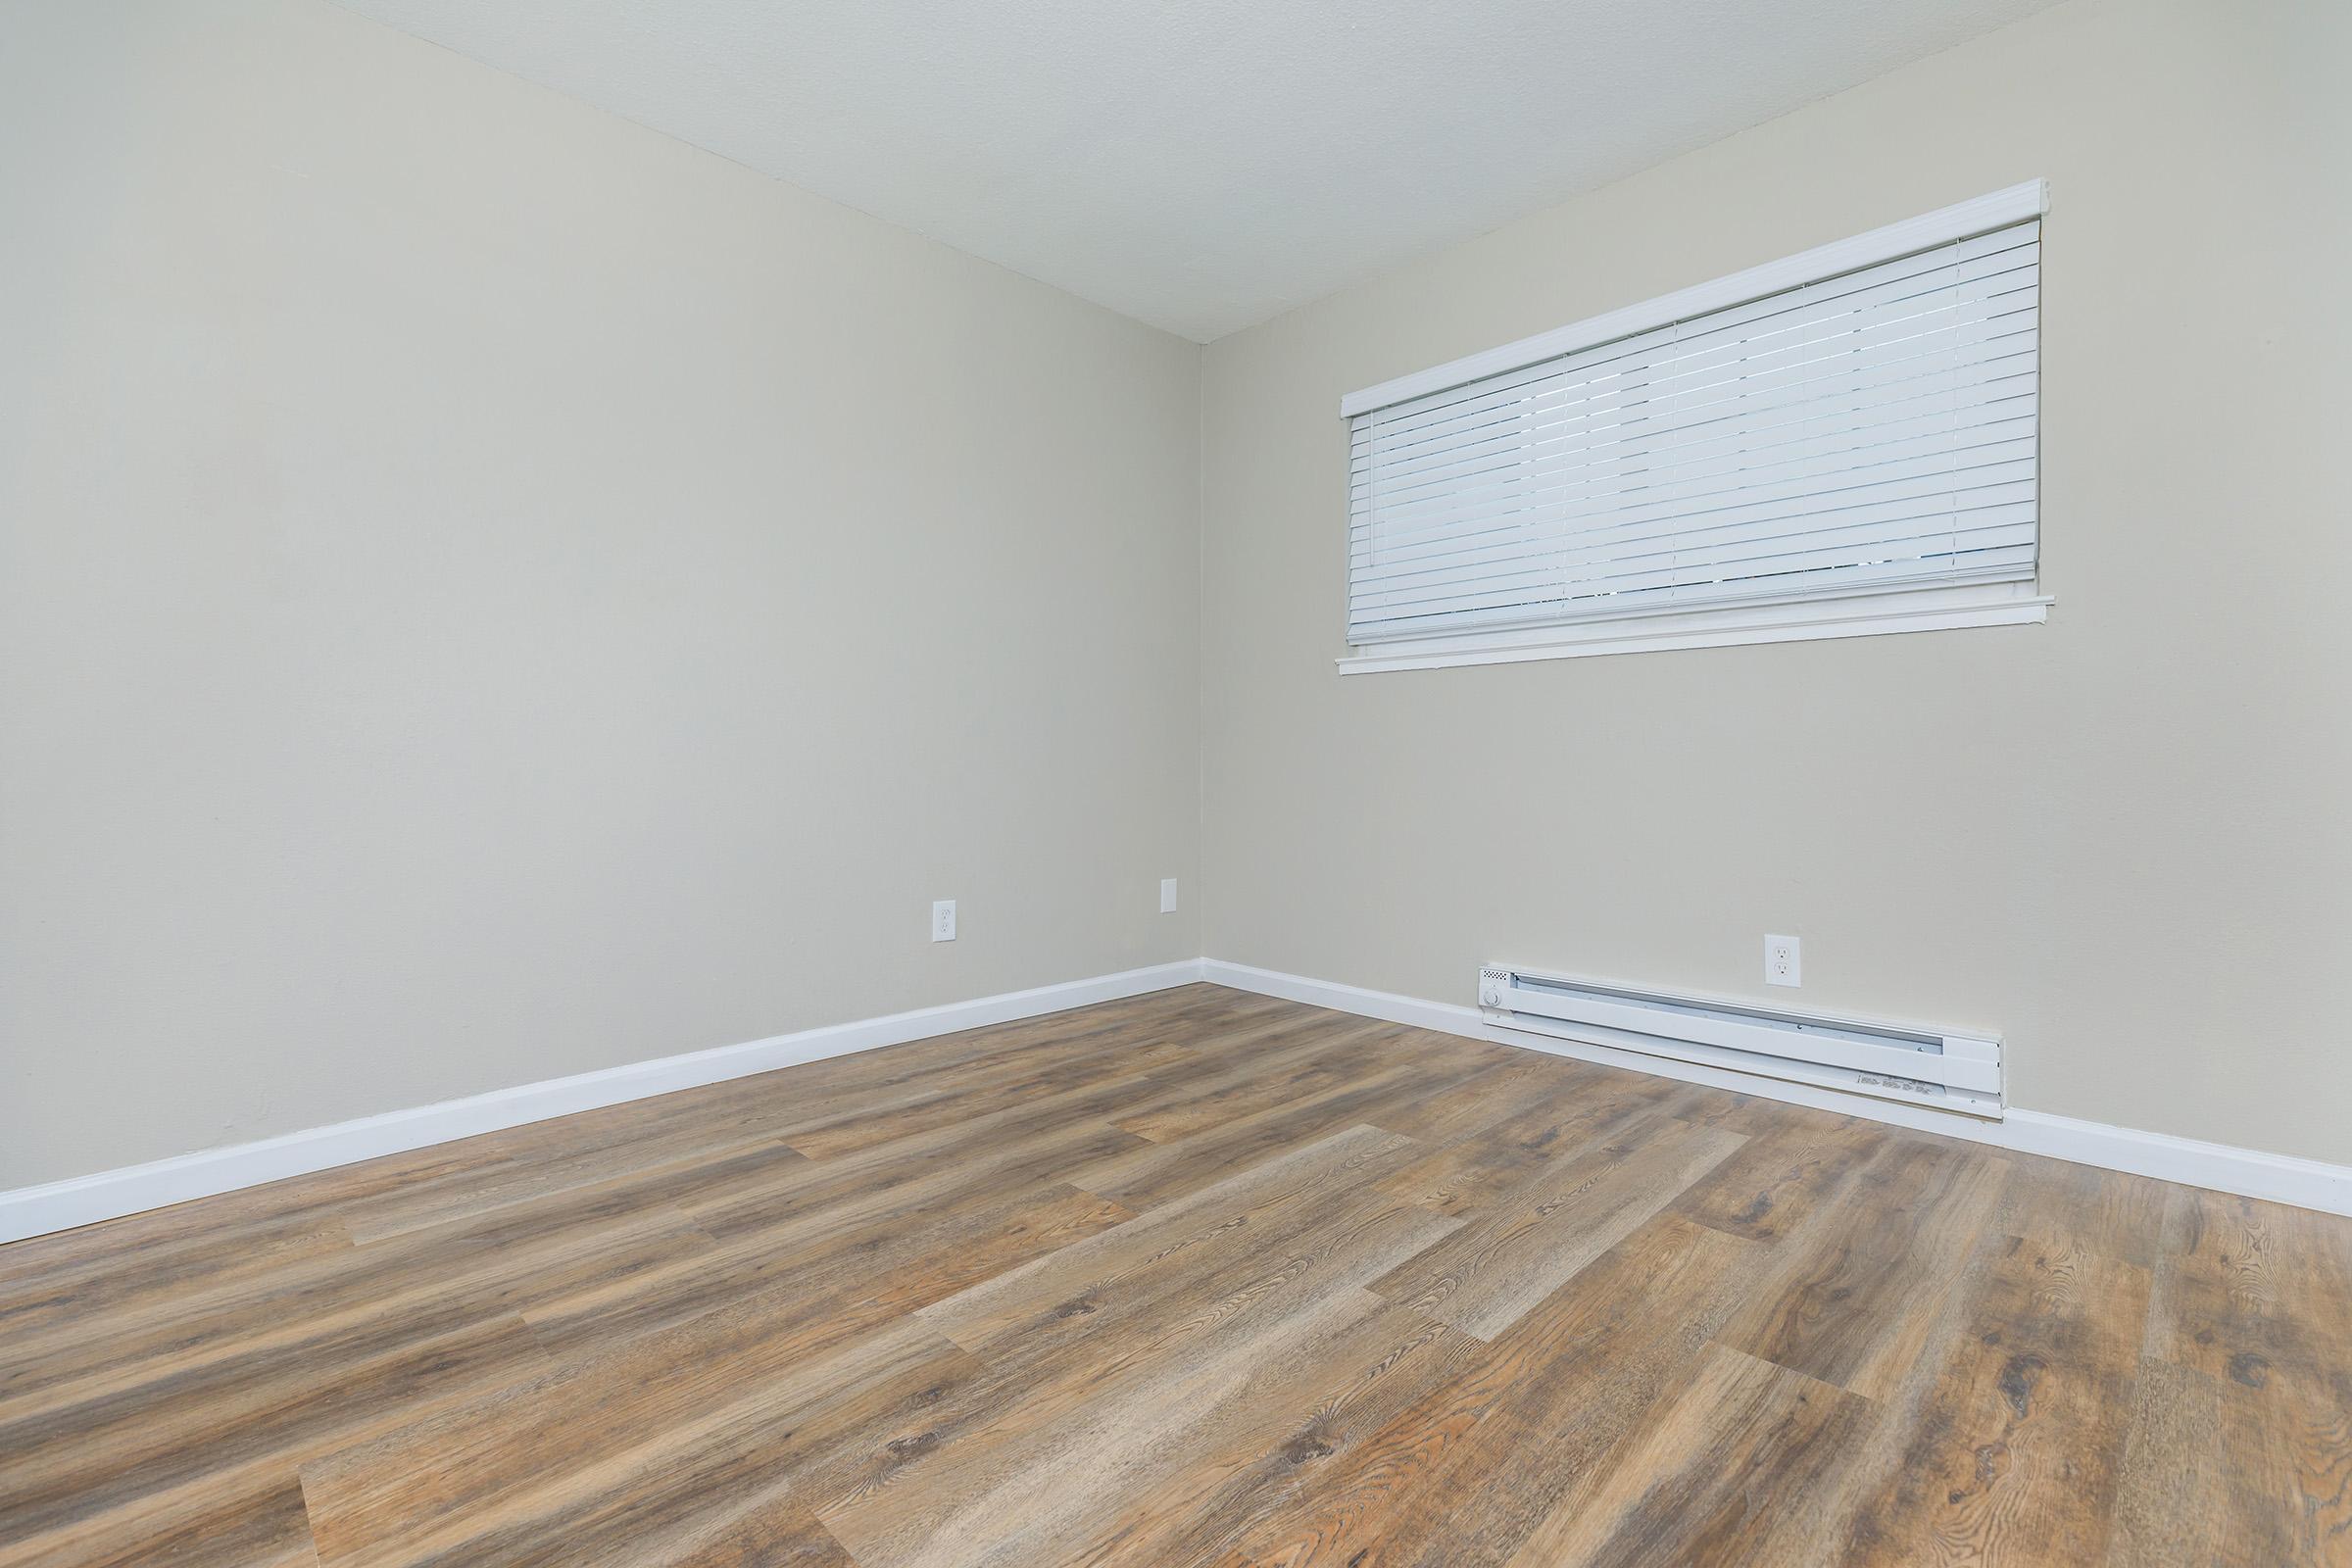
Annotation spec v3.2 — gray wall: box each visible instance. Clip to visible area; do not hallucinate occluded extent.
[1200,0,2352,1163]
[6,0,2346,1191]
[0,0,1202,1186]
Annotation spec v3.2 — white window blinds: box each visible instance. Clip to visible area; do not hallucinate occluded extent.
[1346,218,2041,646]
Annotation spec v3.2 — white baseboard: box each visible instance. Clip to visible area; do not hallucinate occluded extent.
[12,954,2346,1245]
[0,959,1206,1247]
[1201,959,2352,1218]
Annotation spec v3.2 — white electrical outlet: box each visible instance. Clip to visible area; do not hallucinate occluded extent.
[1764,934,1801,987]
[932,900,956,943]
[1159,878,1179,914]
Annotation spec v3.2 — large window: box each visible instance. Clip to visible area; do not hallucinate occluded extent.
[1341,183,2048,670]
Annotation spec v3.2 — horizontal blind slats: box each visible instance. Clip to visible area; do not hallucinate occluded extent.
[1348,232,2037,458]
[1348,551,2037,640]
[1346,220,2041,645]
[1350,492,2037,610]
[1348,509,2034,617]
[1348,291,2034,478]
[1348,424,2036,577]
[1348,375,2035,545]
[1349,328,2036,512]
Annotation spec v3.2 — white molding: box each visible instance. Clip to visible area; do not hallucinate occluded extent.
[1340,179,2049,417]
[0,960,1206,1246]
[1995,1110,2352,1217]
[1338,584,2051,674]
[18,950,2345,1244]
[1200,959,2352,1218]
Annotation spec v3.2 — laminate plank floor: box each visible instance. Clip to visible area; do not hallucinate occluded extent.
[4,984,2348,1565]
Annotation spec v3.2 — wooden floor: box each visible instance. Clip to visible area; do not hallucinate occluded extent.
[4,986,2349,1566]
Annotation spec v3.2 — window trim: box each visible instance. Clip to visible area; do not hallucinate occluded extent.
[1334,579,2051,675]
[1336,180,2051,670]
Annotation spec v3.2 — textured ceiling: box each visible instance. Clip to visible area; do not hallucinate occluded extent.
[331,0,2062,341]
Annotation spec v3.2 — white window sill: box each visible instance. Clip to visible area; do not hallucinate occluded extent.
[1336,582,2051,675]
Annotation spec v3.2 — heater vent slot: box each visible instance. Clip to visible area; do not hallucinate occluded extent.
[1478,965,2002,1118]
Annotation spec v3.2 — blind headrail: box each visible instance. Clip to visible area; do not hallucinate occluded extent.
[1339,180,2049,420]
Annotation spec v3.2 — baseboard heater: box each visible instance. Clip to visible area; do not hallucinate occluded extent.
[1478,965,2003,1118]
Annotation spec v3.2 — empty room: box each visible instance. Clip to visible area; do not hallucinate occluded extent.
[5,0,2350,1562]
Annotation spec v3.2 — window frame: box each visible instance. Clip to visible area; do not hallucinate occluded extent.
[1336,181,2052,674]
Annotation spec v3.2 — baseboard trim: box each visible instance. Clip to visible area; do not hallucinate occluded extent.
[1201,958,2352,1218]
[13,954,2344,1244]
[0,959,1207,1246]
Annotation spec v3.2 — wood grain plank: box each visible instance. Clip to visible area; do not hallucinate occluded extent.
[2103,1355,2250,1568]
[656,1497,856,1568]
[1835,1230,2152,1565]
[804,1148,1473,1565]
[1372,1069,1675,1220]
[0,1312,550,1563]
[302,1314,971,1568]
[524,1179,1134,1362]
[2141,1186,2352,1562]
[794,1210,1462,1551]
[781,1038,1202,1160]
[918,1122,1428,1354]
[823,1199,1457,1568]
[0,1197,718,1422]
[1506,1342,1876,1568]
[678,1085,1159,1245]
[1063,1054,1505,1216]
[1110,1017,1399,1143]
[1993,1153,2175,1274]
[1369,1113,1746,1341]
[1070,1301,1482,1568]
[1716,1133,2010,1398]
[0,1470,319,1568]
[1207,1213,1770,1567]
[1666,1114,1874,1245]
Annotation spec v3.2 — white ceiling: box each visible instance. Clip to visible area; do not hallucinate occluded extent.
[333,0,2060,341]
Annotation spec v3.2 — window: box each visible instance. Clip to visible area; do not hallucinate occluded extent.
[1340,182,2049,671]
